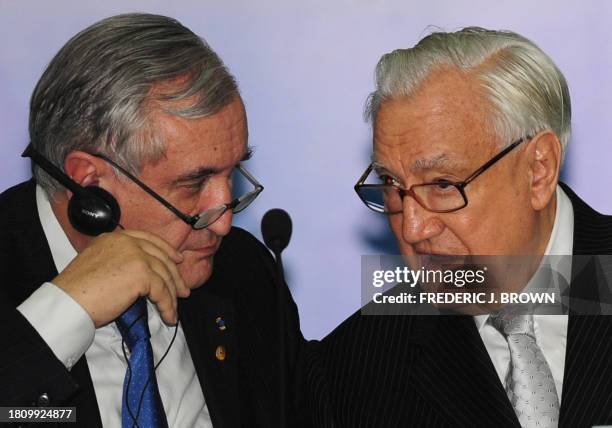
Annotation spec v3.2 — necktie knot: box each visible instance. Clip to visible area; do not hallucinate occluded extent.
[490,312,535,338]
[116,299,151,351]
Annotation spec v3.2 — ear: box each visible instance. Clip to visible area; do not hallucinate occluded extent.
[63,151,116,189]
[526,131,562,211]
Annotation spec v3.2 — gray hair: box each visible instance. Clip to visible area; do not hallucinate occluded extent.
[365,27,571,161]
[29,13,239,195]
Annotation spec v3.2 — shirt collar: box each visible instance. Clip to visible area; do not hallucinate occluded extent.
[36,185,77,273]
[473,185,574,331]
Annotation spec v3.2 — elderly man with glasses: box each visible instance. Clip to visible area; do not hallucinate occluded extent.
[0,13,303,427]
[305,27,612,428]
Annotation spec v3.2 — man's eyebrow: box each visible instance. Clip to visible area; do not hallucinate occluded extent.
[371,154,467,182]
[174,146,254,184]
[370,159,406,186]
[409,154,464,173]
[371,160,399,178]
[173,167,217,184]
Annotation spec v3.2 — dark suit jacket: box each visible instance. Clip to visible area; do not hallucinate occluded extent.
[0,180,305,428]
[303,183,612,427]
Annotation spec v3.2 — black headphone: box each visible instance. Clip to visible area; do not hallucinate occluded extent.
[22,144,121,236]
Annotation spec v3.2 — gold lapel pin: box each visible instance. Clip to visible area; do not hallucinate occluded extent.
[215,345,226,361]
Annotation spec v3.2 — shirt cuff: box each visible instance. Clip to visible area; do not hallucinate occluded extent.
[17,282,95,370]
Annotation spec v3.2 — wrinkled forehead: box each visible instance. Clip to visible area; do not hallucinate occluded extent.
[372,69,499,174]
[165,96,244,139]
[145,97,248,174]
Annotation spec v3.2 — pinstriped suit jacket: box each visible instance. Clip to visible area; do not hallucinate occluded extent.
[303,183,612,428]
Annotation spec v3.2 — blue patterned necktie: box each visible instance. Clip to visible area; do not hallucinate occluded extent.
[116,299,169,428]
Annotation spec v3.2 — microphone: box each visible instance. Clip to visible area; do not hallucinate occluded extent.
[261,208,292,427]
[262,208,292,264]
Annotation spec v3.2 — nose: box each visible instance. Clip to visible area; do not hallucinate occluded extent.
[400,195,445,244]
[199,178,233,237]
[208,208,233,237]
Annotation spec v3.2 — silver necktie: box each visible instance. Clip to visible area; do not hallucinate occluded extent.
[490,313,560,428]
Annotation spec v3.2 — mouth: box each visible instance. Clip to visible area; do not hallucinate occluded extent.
[185,241,221,259]
[413,250,467,267]
[414,249,459,258]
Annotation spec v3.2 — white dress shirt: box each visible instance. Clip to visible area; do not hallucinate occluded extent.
[473,185,574,400]
[17,185,212,428]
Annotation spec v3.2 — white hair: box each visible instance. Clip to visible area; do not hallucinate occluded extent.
[365,27,571,161]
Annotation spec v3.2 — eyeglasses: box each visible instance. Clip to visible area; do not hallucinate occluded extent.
[354,137,527,214]
[94,153,263,229]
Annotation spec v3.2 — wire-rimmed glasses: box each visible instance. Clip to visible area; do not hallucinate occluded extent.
[94,153,263,229]
[354,137,527,214]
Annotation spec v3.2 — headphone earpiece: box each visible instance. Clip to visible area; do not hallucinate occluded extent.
[67,185,121,236]
[22,144,121,237]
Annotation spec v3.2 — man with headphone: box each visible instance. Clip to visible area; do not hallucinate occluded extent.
[0,13,303,427]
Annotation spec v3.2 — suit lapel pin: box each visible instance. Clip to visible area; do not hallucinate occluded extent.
[215,345,226,361]
[215,316,227,331]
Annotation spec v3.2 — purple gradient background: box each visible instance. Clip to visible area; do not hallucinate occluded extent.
[1,1,611,339]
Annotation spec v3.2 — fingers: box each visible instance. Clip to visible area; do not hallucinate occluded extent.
[147,261,178,325]
[60,229,189,327]
[121,230,184,263]
[139,240,190,298]
[121,229,190,298]
[147,257,177,304]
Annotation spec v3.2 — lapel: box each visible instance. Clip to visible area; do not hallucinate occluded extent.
[558,183,612,427]
[410,316,520,427]
[178,287,241,428]
[401,181,612,427]
[20,180,245,427]
[410,184,612,427]
[16,181,102,427]
[68,360,103,428]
